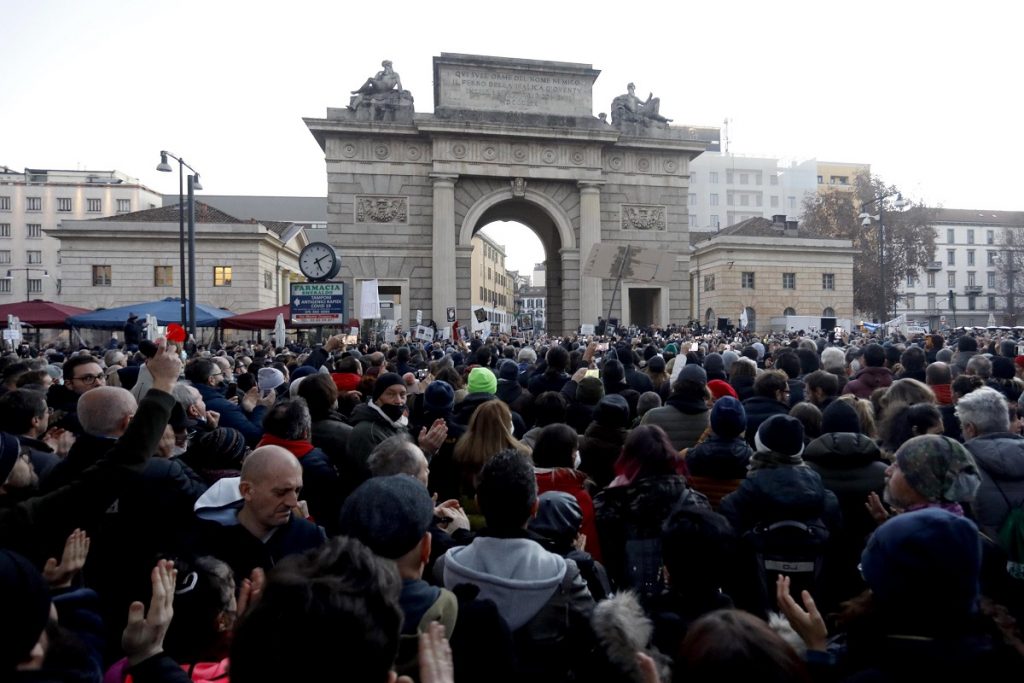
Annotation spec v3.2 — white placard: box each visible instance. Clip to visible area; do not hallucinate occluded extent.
[580,324,595,336]
[441,327,451,340]
[359,279,381,319]
[416,309,423,325]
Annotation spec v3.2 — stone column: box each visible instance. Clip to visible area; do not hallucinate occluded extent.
[279,268,290,307]
[578,181,604,327]
[431,174,459,324]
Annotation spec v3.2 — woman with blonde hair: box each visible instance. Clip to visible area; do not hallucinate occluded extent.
[452,399,531,527]
[835,394,877,440]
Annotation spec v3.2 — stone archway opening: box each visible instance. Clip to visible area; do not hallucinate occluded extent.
[477,221,547,337]
[470,197,563,335]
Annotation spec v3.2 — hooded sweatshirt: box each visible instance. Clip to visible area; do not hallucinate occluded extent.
[442,537,568,631]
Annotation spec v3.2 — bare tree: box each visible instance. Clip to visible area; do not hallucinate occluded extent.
[995,225,1024,326]
[801,172,935,322]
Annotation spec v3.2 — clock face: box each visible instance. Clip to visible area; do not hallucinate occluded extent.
[299,243,339,280]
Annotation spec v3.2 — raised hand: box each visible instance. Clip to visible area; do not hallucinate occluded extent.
[775,575,828,652]
[123,559,177,666]
[43,528,90,588]
[237,567,266,617]
[865,491,890,525]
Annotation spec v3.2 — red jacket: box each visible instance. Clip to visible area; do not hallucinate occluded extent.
[535,467,602,561]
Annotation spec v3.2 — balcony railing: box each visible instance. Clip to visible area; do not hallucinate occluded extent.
[964,285,983,294]
[926,261,942,271]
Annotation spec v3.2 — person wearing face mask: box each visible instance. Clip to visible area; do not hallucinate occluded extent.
[347,373,448,472]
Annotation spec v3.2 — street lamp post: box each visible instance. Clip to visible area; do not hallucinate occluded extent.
[859,191,909,325]
[6,268,48,302]
[948,289,957,330]
[156,151,202,337]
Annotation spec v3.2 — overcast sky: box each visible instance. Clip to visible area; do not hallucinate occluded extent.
[3,0,1021,278]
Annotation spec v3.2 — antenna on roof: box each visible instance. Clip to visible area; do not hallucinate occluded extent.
[723,117,731,155]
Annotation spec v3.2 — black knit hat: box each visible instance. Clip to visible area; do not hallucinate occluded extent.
[338,475,434,559]
[0,549,52,669]
[371,372,405,402]
[594,394,630,429]
[755,415,805,457]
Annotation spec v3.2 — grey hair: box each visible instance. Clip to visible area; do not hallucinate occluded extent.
[820,346,846,372]
[78,386,138,436]
[517,347,537,364]
[368,434,425,477]
[955,386,1009,436]
[966,355,992,379]
[171,381,200,409]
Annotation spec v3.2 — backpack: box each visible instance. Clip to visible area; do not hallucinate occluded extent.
[743,518,830,612]
[990,478,1024,580]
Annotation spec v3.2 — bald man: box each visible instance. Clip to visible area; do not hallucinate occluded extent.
[41,386,139,491]
[195,445,326,582]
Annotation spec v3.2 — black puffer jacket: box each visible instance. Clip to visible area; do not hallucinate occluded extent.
[685,435,753,479]
[719,462,842,536]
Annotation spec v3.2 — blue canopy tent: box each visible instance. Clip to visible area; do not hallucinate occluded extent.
[66,297,234,330]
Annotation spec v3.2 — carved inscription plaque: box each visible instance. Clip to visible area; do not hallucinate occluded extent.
[620,204,667,232]
[434,55,598,117]
[356,196,408,224]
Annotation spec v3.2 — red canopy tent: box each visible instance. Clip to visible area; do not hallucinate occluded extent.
[0,300,91,327]
[219,304,324,331]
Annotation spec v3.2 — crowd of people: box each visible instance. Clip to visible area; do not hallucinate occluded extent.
[2,324,1024,682]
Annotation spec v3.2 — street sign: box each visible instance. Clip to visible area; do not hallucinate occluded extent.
[290,282,346,325]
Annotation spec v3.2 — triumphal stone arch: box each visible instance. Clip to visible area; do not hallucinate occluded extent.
[305,53,717,334]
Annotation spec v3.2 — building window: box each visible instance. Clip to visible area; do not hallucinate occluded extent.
[787,196,796,209]
[709,193,719,207]
[770,175,778,186]
[822,273,835,290]
[27,250,42,264]
[709,171,718,184]
[57,198,72,212]
[906,273,915,287]
[928,293,936,309]
[0,224,8,238]
[988,272,996,288]
[264,270,273,289]
[688,214,697,228]
[784,307,796,316]
[968,295,977,311]
[27,224,41,239]
[87,198,102,213]
[782,272,795,289]
[947,249,955,265]
[947,228,954,243]
[0,251,10,264]
[967,250,975,266]
[0,280,9,294]
[741,271,755,289]
[989,295,997,310]
[948,271,956,288]
[117,199,130,213]
[727,192,735,206]
[0,196,9,211]
[154,266,173,287]
[27,279,42,294]
[92,265,112,286]
[927,272,935,288]
[967,229,974,244]
[214,266,232,287]
[740,194,749,207]
[968,271,976,286]
[987,230,995,245]
[710,214,719,228]
[26,197,41,212]
[688,193,697,205]
[770,196,779,208]
[740,173,749,185]
[726,170,734,184]
[906,294,915,309]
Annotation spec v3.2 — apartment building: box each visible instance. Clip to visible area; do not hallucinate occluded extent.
[0,167,162,301]
[470,231,516,333]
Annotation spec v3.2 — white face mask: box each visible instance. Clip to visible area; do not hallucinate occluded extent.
[573,451,581,469]
[171,444,188,458]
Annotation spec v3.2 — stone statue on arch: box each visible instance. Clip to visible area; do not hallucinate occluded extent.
[347,59,414,122]
[611,82,671,126]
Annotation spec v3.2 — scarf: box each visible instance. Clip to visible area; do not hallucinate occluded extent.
[931,383,953,405]
[748,449,806,471]
[257,433,315,457]
[904,500,965,517]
